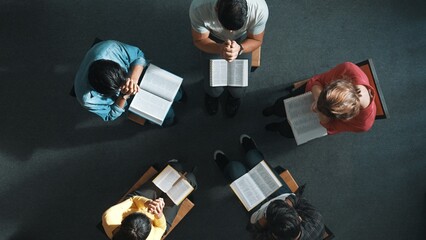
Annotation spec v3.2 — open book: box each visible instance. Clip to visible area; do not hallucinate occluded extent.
[210,59,248,87]
[284,92,328,145]
[128,64,183,126]
[152,165,194,205]
[230,160,282,211]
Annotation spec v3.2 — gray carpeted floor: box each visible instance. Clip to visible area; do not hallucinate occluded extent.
[0,0,425,239]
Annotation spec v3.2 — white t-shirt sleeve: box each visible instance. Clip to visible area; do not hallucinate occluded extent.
[248,0,269,35]
[189,1,210,34]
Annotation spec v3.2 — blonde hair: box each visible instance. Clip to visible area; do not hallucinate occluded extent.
[317,79,361,120]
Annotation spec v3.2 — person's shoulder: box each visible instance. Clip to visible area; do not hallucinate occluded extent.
[247,0,268,9]
[190,0,213,10]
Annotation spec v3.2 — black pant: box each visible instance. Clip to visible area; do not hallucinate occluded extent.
[269,83,307,117]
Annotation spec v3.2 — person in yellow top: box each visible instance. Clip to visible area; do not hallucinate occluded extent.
[102,162,197,240]
[102,196,167,240]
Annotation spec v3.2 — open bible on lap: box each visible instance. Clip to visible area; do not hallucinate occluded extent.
[152,165,194,205]
[128,64,183,126]
[230,160,282,211]
[284,92,328,145]
[210,59,248,87]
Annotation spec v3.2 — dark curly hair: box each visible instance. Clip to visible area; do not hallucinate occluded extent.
[217,0,248,30]
[88,59,126,96]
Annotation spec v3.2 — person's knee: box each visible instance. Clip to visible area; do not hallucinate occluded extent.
[245,150,264,168]
[228,87,246,99]
[205,85,224,98]
[185,172,198,189]
[224,161,247,181]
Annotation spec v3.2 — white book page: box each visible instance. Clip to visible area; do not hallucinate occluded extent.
[129,89,172,125]
[230,161,282,211]
[152,165,181,193]
[167,180,194,205]
[230,175,263,211]
[227,60,248,87]
[140,64,183,102]
[210,60,228,87]
[284,92,328,145]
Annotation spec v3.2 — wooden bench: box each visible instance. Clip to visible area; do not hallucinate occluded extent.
[279,170,335,240]
[127,112,147,126]
[288,59,389,119]
[100,166,194,239]
[251,47,261,69]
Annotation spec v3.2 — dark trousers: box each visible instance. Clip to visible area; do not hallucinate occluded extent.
[268,83,307,117]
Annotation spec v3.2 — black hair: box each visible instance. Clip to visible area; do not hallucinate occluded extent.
[88,59,126,96]
[265,199,301,240]
[217,0,248,30]
[112,213,152,240]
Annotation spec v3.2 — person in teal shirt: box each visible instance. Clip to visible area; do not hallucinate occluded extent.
[74,40,181,124]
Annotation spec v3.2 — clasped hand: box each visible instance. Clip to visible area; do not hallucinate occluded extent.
[147,198,165,217]
[221,40,240,62]
[119,78,139,96]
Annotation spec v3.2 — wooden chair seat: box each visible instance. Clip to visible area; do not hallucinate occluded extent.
[279,170,335,240]
[251,47,261,69]
[114,166,194,239]
[289,59,388,119]
[127,112,147,126]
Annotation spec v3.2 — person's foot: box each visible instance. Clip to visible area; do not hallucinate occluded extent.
[205,94,219,115]
[262,106,274,117]
[176,88,187,103]
[265,121,294,138]
[225,95,241,117]
[214,150,229,171]
[162,116,177,127]
[240,134,258,153]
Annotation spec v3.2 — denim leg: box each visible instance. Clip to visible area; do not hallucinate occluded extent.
[174,87,183,102]
[244,149,265,169]
[223,161,248,182]
[162,107,175,126]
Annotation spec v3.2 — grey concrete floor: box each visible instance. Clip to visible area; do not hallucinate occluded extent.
[0,0,425,239]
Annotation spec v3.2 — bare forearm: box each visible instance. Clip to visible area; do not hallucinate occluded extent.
[240,38,262,53]
[115,95,128,108]
[128,65,144,82]
[240,32,265,53]
[257,217,267,228]
[193,38,222,54]
[311,84,323,101]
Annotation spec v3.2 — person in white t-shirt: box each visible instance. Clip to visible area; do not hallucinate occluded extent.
[189,0,269,117]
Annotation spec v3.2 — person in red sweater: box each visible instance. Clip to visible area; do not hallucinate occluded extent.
[263,62,377,136]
